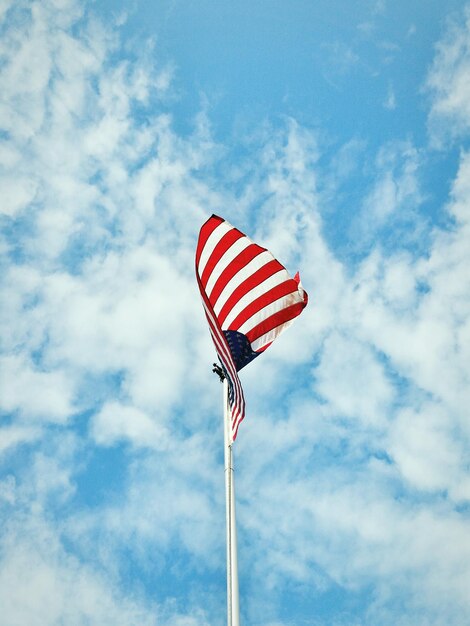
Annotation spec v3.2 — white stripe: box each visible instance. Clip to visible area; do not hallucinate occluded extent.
[237,289,303,336]
[221,269,290,329]
[201,284,245,424]
[250,319,294,352]
[203,300,237,381]
[205,322,243,427]
[198,221,232,276]
[201,299,244,426]
[205,237,252,298]
[213,250,273,315]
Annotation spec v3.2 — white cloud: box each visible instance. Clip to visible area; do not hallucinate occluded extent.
[352,141,422,245]
[1,1,470,624]
[0,426,41,455]
[220,112,470,622]
[0,355,74,423]
[315,333,393,427]
[389,403,467,496]
[0,475,16,504]
[0,433,215,624]
[91,402,169,449]
[384,83,397,110]
[427,6,470,143]
[0,514,158,626]
[320,41,360,86]
[0,175,38,216]
[349,151,470,428]
[0,0,221,431]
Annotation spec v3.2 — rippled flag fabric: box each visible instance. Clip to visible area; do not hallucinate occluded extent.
[196,214,308,441]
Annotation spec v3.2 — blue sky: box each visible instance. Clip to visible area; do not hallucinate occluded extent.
[1,0,470,624]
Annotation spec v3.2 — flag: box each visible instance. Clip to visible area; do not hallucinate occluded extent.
[196,214,308,441]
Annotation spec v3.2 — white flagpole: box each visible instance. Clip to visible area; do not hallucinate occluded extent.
[223,378,240,626]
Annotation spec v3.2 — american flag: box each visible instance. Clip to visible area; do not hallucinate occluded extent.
[196,214,308,441]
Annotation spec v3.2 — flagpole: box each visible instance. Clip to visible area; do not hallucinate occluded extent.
[223,378,240,626]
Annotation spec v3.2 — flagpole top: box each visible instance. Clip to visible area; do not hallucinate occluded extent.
[212,363,225,382]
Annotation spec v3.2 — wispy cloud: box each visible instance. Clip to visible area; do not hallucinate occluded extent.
[1,1,470,624]
[426,6,470,145]
[384,82,397,109]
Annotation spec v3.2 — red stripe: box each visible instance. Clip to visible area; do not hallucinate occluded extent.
[203,302,245,428]
[202,302,240,400]
[217,260,284,326]
[198,283,239,389]
[232,421,241,441]
[196,259,245,439]
[195,214,223,267]
[200,229,243,287]
[254,341,272,353]
[227,280,299,331]
[246,301,306,343]
[209,244,265,306]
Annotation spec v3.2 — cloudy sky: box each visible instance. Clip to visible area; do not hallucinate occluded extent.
[1,0,470,624]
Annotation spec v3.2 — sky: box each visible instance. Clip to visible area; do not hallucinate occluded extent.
[1,0,470,624]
